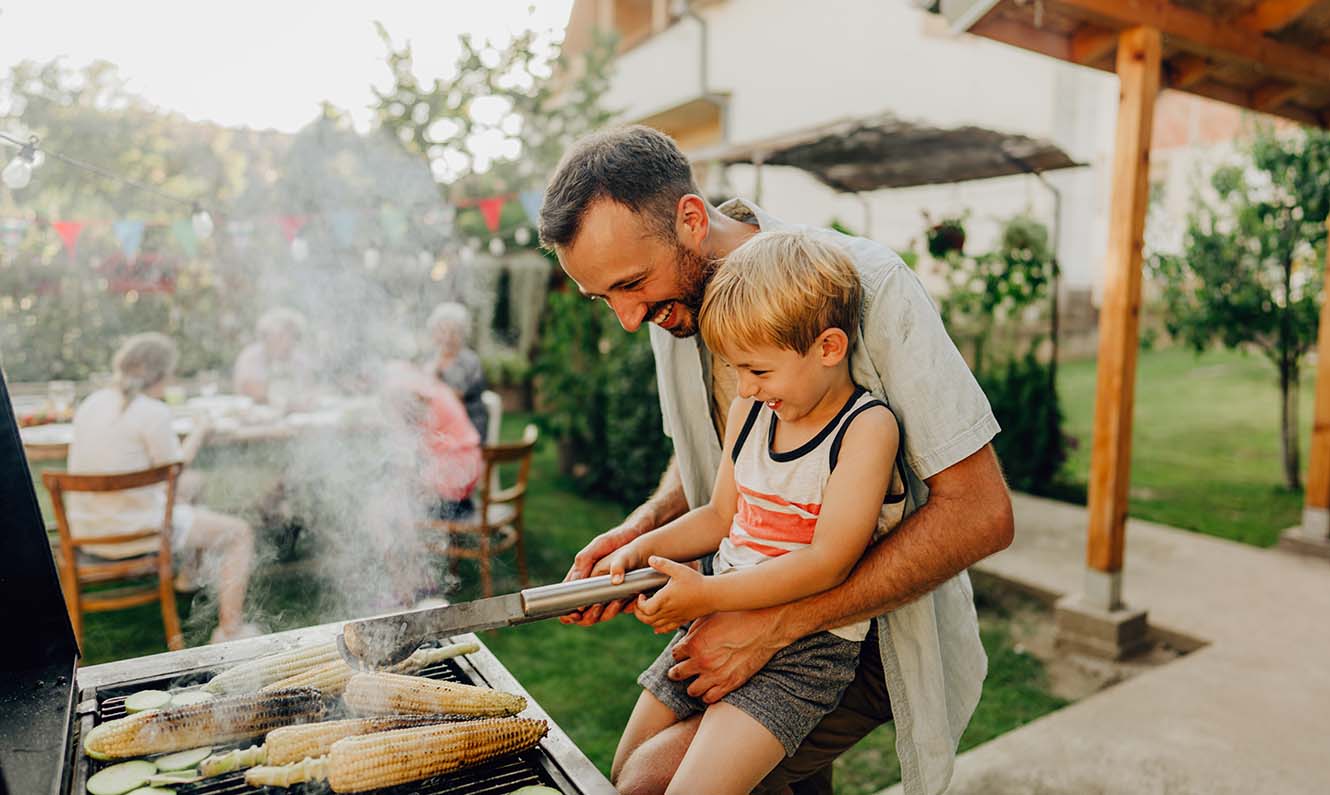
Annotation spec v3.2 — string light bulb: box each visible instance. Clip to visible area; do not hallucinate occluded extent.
[191,203,214,240]
[2,136,38,191]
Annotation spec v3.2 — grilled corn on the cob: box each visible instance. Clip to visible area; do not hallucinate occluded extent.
[343,671,525,718]
[261,659,354,697]
[266,714,466,765]
[244,717,549,792]
[382,640,481,674]
[83,687,326,760]
[204,641,340,694]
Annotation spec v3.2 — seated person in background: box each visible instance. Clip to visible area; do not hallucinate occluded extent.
[383,360,483,521]
[233,306,312,408]
[69,332,259,644]
[424,302,489,439]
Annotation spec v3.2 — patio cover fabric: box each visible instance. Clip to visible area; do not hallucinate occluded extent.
[694,113,1083,192]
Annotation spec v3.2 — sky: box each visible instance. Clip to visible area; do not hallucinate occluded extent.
[0,1,575,133]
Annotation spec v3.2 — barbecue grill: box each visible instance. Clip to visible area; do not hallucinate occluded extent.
[0,369,614,795]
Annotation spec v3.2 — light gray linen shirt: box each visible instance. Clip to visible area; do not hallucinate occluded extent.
[649,199,999,795]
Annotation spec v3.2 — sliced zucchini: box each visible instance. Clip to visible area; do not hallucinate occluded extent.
[86,759,157,795]
[167,690,214,708]
[152,746,211,771]
[146,771,200,786]
[126,788,176,795]
[123,690,171,714]
[504,788,562,795]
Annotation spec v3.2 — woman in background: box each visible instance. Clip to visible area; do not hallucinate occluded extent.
[424,302,489,439]
[233,306,311,408]
[69,332,258,643]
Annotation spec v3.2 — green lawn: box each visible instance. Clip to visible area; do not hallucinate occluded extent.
[1057,345,1313,546]
[41,413,1068,793]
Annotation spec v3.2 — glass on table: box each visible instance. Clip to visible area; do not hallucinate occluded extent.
[47,380,76,419]
[197,370,220,398]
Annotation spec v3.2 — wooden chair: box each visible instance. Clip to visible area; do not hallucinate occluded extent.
[42,463,185,651]
[424,424,538,598]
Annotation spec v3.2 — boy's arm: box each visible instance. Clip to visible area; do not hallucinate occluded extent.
[637,406,897,630]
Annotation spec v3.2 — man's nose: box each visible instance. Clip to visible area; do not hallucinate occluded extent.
[607,296,647,332]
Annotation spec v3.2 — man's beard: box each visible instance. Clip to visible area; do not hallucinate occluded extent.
[654,242,718,339]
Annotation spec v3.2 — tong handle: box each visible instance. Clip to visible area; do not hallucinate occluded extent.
[520,568,670,619]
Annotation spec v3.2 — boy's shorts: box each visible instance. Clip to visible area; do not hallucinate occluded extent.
[637,628,861,757]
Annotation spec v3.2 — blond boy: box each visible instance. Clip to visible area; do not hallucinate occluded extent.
[599,231,906,795]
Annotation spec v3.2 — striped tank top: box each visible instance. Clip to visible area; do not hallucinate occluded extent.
[713,386,907,641]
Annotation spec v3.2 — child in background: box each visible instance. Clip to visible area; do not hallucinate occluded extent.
[600,231,907,795]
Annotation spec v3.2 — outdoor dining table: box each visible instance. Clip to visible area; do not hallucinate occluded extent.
[19,394,363,462]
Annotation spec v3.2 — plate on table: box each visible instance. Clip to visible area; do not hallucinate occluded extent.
[20,422,74,446]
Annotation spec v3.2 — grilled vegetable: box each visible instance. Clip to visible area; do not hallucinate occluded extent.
[152,746,211,771]
[145,769,201,785]
[244,717,549,792]
[260,659,354,697]
[382,640,480,674]
[505,788,562,795]
[198,744,266,777]
[168,691,213,708]
[203,641,340,694]
[125,788,176,795]
[265,714,465,765]
[343,671,525,718]
[85,759,157,795]
[83,687,326,760]
[124,690,172,714]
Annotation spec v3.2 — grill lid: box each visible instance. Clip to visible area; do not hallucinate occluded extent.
[0,368,80,795]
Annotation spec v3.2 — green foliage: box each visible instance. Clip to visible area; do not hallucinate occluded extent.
[979,347,1068,495]
[926,215,967,258]
[480,347,531,388]
[1149,125,1330,489]
[534,288,670,505]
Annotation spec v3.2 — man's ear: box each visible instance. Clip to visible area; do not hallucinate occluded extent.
[676,194,709,249]
[818,328,850,365]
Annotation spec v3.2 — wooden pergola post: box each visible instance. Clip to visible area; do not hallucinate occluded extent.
[1083,25,1161,612]
[1298,215,1330,543]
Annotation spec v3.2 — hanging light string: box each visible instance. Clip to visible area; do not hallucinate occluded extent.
[0,131,213,237]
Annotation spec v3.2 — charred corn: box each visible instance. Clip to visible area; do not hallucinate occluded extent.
[204,641,341,694]
[343,671,525,718]
[265,715,465,765]
[83,687,326,760]
[244,717,549,793]
[382,640,480,674]
[261,659,354,697]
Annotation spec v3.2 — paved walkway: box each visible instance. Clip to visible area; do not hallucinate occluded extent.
[877,493,1330,795]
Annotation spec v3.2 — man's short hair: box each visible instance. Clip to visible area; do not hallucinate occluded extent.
[700,231,862,357]
[539,125,700,248]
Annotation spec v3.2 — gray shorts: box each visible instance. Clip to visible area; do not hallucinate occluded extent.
[637,629,861,757]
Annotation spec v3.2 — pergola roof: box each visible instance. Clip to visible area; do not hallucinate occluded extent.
[935,0,1330,128]
[692,113,1083,192]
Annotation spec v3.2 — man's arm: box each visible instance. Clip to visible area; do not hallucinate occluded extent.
[668,445,1013,703]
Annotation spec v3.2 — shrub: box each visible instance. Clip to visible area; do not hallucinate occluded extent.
[978,348,1069,495]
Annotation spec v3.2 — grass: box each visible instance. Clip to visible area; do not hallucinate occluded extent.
[38,412,1070,793]
[1056,345,1314,546]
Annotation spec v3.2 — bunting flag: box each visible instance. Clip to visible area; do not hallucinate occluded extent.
[171,219,199,259]
[277,215,307,243]
[478,196,505,233]
[380,205,408,245]
[52,221,84,260]
[328,209,358,248]
[518,189,543,226]
[112,220,145,260]
[0,218,29,251]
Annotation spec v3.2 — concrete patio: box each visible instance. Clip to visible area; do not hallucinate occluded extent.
[876,492,1330,795]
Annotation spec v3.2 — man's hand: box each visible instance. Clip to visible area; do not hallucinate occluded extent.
[634,556,710,634]
[666,606,792,704]
[559,519,650,626]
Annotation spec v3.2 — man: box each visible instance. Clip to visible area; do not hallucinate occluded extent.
[540,125,1013,795]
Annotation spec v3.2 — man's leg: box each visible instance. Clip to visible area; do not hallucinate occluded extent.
[754,628,893,795]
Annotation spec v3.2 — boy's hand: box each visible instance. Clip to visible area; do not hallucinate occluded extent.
[635,556,711,634]
[598,540,648,586]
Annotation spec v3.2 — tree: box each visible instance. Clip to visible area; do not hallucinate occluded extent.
[1151,127,1330,490]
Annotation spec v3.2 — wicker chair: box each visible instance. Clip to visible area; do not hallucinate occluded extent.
[424,424,538,598]
[42,463,185,651]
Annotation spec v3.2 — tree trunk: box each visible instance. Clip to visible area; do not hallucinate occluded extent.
[1281,358,1302,491]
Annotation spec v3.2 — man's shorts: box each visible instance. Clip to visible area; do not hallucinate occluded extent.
[638,628,861,757]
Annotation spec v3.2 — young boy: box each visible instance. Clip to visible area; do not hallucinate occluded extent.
[600,230,907,795]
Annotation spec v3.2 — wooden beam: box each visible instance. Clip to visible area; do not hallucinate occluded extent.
[1086,25,1161,584]
[1050,0,1330,89]
[1235,0,1322,32]
[971,13,1071,62]
[1070,24,1120,64]
[1304,216,1330,513]
[1164,53,1211,88]
[1252,80,1306,111]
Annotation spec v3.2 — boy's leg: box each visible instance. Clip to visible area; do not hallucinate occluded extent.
[613,690,695,795]
[666,702,786,795]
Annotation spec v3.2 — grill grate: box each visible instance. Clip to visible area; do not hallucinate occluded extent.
[83,656,565,795]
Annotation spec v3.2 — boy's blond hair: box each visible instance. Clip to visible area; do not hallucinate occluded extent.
[700,230,861,356]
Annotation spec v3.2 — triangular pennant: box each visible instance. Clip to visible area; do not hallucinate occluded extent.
[113,219,146,260]
[380,206,407,245]
[477,196,505,233]
[328,209,358,248]
[171,219,199,259]
[277,215,307,243]
[52,221,84,260]
[518,190,543,226]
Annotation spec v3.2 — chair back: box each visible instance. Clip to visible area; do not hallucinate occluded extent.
[475,423,538,515]
[43,463,183,553]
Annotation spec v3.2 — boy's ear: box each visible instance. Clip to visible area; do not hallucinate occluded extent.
[817,328,850,365]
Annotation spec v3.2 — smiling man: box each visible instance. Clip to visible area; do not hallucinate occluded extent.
[540,125,1014,795]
